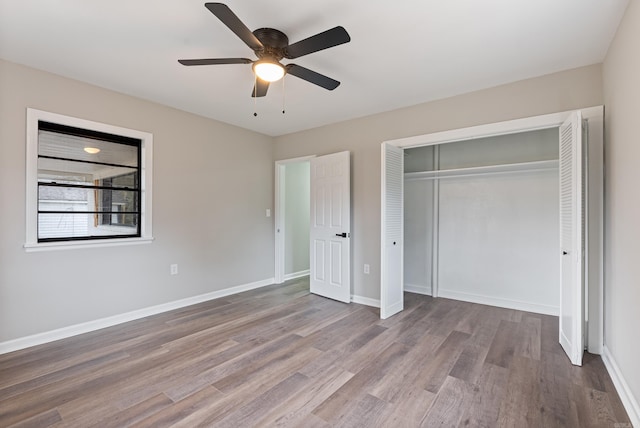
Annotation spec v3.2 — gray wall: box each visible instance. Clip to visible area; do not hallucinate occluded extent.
[284,161,310,275]
[603,0,640,415]
[274,64,604,301]
[0,59,275,342]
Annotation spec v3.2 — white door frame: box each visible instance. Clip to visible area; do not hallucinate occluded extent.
[274,155,315,284]
[381,106,603,354]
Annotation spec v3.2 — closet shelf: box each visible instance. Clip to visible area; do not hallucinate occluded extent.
[405,159,559,181]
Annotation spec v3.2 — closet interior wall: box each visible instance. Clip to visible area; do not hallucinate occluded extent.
[404,128,561,315]
[284,162,311,278]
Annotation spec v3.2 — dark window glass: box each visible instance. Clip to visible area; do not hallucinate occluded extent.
[37,121,142,242]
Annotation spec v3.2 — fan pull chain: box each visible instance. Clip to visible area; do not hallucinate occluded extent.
[282,76,286,114]
[253,74,258,117]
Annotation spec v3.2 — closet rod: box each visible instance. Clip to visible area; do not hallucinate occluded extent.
[405,159,558,181]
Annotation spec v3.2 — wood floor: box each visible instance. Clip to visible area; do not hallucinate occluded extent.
[0,278,631,427]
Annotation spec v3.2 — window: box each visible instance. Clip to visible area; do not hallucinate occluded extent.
[26,109,153,250]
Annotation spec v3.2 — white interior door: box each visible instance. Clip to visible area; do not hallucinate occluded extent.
[310,151,351,303]
[380,143,404,319]
[559,111,585,366]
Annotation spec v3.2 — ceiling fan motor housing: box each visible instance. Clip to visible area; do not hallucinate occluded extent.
[252,28,288,60]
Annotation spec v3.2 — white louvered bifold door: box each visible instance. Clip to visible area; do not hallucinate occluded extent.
[380,143,404,319]
[559,111,585,366]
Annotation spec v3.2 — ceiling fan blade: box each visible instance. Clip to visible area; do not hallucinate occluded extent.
[205,3,263,51]
[286,64,340,90]
[284,26,351,59]
[178,58,252,66]
[251,78,270,98]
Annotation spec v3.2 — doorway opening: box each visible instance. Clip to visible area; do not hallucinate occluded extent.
[274,157,313,284]
[275,151,352,303]
[403,127,560,313]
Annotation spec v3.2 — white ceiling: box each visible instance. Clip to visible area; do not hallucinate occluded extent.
[0,1,629,137]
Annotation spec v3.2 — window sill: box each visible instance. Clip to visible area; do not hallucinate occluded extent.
[23,236,154,252]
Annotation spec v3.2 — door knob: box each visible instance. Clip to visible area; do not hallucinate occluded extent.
[335,232,347,238]
[562,250,568,255]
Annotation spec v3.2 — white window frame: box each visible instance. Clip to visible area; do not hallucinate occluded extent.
[24,108,154,251]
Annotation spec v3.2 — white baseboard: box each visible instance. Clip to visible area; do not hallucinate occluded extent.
[0,277,275,355]
[283,270,310,281]
[437,289,559,316]
[602,346,640,428]
[405,283,432,296]
[351,294,380,308]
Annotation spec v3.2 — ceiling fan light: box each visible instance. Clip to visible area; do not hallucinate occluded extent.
[253,60,285,82]
[84,147,100,154]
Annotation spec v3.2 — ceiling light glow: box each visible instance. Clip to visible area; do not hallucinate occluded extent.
[253,60,285,82]
[84,147,100,154]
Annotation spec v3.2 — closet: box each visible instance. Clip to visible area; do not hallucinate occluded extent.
[381,107,603,364]
[403,128,561,315]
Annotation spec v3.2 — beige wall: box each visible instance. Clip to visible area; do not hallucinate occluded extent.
[274,64,603,301]
[603,0,640,416]
[0,59,275,342]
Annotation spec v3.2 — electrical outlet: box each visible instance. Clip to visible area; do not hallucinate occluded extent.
[364,264,370,274]
[170,264,178,275]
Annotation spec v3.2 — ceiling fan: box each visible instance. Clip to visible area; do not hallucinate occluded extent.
[178,3,351,98]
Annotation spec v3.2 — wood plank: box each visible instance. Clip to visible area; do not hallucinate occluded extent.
[298,324,388,379]
[420,375,475,427]
[213,372,311,428]
[496,356,544,427]
[515,314,542,360]
[378,385,436,426]
[368,332,445,403]
[6,408,61,428]
[287,412,332,428]
[448,343,490,384]
[259,365,354,426]
[333,393,388,427]
[304,307,382,351]
[129,386,223,427]
[459,362,509,427]
[58,335,242,419]
[85,393,174,428]
[211,345,321,394]
[0,350,130,400]
[319,342,409,401]
[539,350,574,426]
[453,303,484,335]
[313,392,388,427]
[415,330,471,393]
[484,319,519,368]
